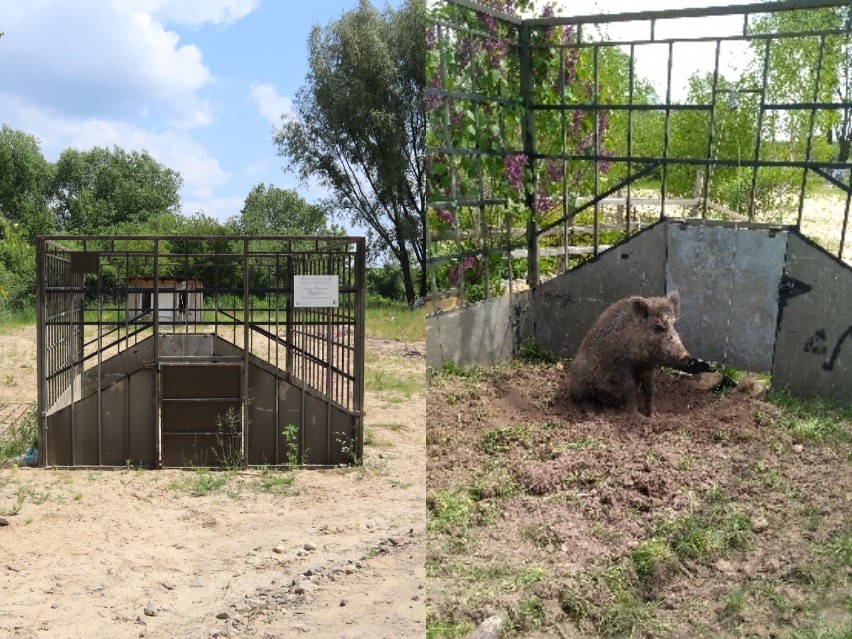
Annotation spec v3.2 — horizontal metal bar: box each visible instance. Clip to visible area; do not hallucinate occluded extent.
[162,397,241,402]
[521,0,852,27]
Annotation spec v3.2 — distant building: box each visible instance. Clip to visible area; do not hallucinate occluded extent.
[126,277,204,324]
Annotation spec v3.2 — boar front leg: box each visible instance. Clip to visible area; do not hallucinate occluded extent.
[637,368,655,416]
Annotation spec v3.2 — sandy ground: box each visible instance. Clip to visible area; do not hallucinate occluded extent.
[0,326,426,639]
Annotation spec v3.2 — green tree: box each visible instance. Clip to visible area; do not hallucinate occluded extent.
[0,214,37,310]
[0,125,55,240]
[230,183,330,236]
[53,146,182,234]
[750,5,851,163]
[274,0,426,307]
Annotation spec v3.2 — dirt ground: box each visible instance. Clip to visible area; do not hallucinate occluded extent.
[427,360,852,638]
[0,325,426,639]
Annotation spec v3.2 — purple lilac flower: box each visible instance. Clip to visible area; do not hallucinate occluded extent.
[546,160,564,184]
[600,148,613,174]
[572,109,584,136]
[536,193,556,215]
[426,74,442,112]
[562,25,575,46]
[541,4,556,40]
[427,27,436,48]
[565,47,579,85]
[448,264,460,284]
[504,153,527,193]
[436,209,455,225]
[598,110,609,138]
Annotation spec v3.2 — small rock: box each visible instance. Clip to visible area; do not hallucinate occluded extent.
[272,545,285,554]
[792,444,804,454]
[693,371,725,393]
[135,616,147,625]
[751,516,769,533]
[468,615,505,639]
[161,581,175,591]
[216,611,231,620]
[0,517,9,527]
[51,603,60,609]
[7,563,23,573]
[190,577,205,588]
[303,542,317,551]
[143,602,157,617]
[339,599,347,607]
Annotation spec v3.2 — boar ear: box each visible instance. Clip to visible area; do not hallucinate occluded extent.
[632,297,649,318]
[667,290,681,317]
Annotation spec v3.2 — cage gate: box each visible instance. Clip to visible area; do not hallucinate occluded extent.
[36,235,366,469]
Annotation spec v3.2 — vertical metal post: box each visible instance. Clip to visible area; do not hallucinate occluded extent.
[153,239,161,468]
[661,41,674,219]
[704,39,722,218]
[242,238,250,467]
[749,38,771,221]
[797,34,827,227]
[35,238,47,466]
[353,238,366,462]
[519,23,539,287]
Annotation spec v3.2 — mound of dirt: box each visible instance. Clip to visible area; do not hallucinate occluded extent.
[427,361,852,638]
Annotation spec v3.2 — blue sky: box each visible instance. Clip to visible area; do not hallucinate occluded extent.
[0,0,401,226]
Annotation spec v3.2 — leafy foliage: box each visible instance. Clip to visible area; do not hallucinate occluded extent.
[274,0,426,307]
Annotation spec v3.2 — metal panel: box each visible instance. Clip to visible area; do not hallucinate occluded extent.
[73,394,99,466]
[45,406,72,466]
[302,393,329,466]
[247,363,277,465]
[161,364,241,467]
[128,369,156,466]
[278,381,303,464]
[772,232,852,404]
[100,380,127,466]
[666,222,787,370]
[526,222,667,358]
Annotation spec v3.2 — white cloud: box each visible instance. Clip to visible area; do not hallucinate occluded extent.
[0,0,216,129]
[182,195,247,221]
[138,0,261,27]
[250,83,295,127]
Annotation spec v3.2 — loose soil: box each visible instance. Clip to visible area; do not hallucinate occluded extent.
[0,326,426,639]
[427,360,852,638]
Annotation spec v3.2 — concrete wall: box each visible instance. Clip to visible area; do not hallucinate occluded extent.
[666,222,788,371]
[426,290,530,371]
[428,221,852,406]
[772,232,852,405]
[521,222,668,358]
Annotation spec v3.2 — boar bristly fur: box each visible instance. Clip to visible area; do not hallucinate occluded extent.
[567,291,691,416]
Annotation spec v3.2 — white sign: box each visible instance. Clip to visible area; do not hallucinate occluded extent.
[294,275,339,308]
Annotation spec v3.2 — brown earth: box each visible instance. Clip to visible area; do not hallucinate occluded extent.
[427,360,852,638]
[0,326,426,639]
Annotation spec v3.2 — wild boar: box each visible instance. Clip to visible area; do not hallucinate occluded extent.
[567,291,691,416]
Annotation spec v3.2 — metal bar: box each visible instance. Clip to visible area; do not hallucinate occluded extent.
[704,39,723,218]
[519,23,538,287]
[797,33,827,226]
[661,41,674,220]
[242,239,250,467]
[153,240,161,468]
[749,38,772,221]
[36,238,47,466]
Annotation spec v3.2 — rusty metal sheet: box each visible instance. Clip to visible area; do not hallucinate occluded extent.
[666,222,787,370]
[526,222,668,358]
[329,407,356,466]
[772,232,852,405]
[161,434,225,467]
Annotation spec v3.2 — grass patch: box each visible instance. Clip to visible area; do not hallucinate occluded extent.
[768,391,852,444]
[0,306,36,332]
[0,405,38,466]
[479,424,532,454]
[365,300,424,342]
[426,617,473,639]
[252,466,297,495]
[168,467,236,497]
[364,369,421,398]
